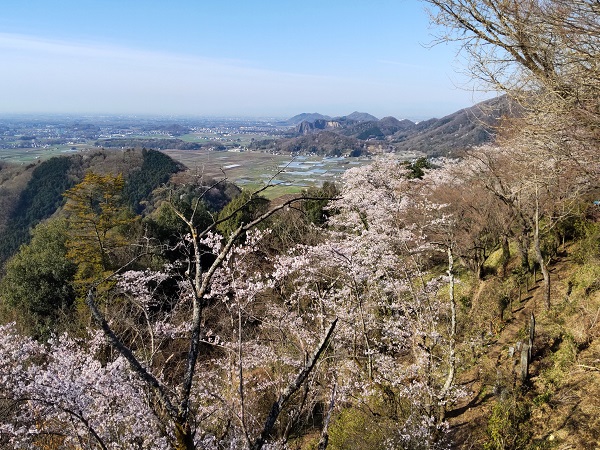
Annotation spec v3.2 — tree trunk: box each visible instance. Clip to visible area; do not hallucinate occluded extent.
[439,246,457,423]
[477,261,485,280]
[518,231,530,274]
[251,319,338,450]
[174,420,194,450]
[533,200,551,309]
[528,313,535,361]
[318,381,337,450]
[501,235,510,278]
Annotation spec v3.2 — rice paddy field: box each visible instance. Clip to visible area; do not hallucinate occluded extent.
[0,145,417,199]
[163,149,375,197]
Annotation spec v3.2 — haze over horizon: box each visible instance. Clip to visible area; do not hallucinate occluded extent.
[0,0,490,121]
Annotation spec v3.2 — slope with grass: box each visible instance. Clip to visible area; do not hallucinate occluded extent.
[448,238,600,449]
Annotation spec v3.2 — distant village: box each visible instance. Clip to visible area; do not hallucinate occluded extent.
[0,115,288,151]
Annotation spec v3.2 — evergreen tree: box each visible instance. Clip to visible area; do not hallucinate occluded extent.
[0,218,76,338]
[63,172,139,291]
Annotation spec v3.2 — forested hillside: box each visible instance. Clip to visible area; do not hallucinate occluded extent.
[0,146,597,449]
[0,1,599,449]
[0,156,74,263]
[0,148,184,265]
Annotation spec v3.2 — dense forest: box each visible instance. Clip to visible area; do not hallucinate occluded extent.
[1,1,600,449]
[0,149,186,264]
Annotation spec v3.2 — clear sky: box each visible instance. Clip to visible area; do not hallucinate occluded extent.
[0,0,489,120]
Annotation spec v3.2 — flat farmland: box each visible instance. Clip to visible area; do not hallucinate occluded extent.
[0,145,416,199]
[0,145,83,163]
[163,149,373,197]
[177,132,267,147]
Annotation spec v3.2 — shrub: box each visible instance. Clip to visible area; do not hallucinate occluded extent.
[484,395,531,450]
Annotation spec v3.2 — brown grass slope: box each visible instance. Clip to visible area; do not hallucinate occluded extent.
[448,245,600,449]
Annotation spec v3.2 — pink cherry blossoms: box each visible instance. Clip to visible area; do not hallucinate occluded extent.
[0,158,468,450]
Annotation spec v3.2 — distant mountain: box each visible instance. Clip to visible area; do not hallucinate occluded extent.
[273,97,514,156]
[251,130,366,157]
[380,117,415,130]
[392,96,515,156]
[284,111,378,126]
[294,112,380,136]
[296,119,343,135]
[284,113,331,126]
[340,116,416,140]
[338,111,379,122]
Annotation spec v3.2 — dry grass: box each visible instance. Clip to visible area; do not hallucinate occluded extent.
[449,247,600,449]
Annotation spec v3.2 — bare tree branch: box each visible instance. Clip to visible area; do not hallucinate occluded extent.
[251,318,338,450]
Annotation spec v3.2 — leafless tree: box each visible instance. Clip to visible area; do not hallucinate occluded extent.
[424,0,600,171]
[86,180,338,450]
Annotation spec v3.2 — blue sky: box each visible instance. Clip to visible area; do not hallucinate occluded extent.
[0,0,489,119]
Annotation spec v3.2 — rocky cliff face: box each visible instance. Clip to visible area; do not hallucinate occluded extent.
[297,119,343,135]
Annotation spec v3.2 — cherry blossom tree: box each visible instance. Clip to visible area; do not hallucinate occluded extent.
[0,159,472,449]
[264,158,466,448]
[1,176,339,450]
[0,323,168,449]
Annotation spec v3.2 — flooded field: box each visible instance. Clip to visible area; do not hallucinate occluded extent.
[163,150,379,197]
[0,145,420,198]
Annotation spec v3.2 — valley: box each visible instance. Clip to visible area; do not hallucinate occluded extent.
[0,97,505,196]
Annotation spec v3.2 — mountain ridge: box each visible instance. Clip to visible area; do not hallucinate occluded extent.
[272,96,513,156]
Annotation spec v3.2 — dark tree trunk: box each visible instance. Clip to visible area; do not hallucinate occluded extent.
[534,224,551,309]
[318,382,337,450]
[518,231,531,274]
[501,235,510,278]
[174,421,194,450]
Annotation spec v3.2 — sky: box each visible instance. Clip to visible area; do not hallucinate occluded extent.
[0,0,490,120]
